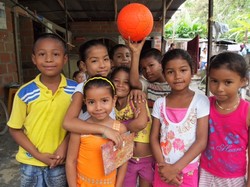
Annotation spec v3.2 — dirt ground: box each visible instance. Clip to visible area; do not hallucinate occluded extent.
[0,130,20,186]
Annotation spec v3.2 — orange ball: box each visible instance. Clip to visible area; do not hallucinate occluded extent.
[117,3,153,42]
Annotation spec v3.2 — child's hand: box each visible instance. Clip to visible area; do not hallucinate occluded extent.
[50,149,67,168]
[126,37,146,54]
[103,127,123,149]
[158,162,180,184]
[134,108,141,119]
[130,89,146,104]
[37,152,59,166]
[164,175,183,186]
[50,136,69,168]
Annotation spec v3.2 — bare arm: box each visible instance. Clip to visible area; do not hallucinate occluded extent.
[9,128,58,166]
[128,38,146,90]
[116,162,128,187]
[158,115,209,182]
[51,134,70,168]
[150,117,165,163]
[66,133,80,187]
[63,92,123,147]
[126,101,148,133]
[150,117,182,186]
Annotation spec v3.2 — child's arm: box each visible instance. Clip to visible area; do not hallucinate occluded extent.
[150,117,165,163]
[115,123,129,187]
[126,101,148,133]
[128,38,146,90]
[158,115,209,182]
[150,117,182,185]
[66,133,80,187]
[63,92,123,147]
[129,89,146,104]
[115,162,128,187]
[51,134,70,168]
[9,128,58,166]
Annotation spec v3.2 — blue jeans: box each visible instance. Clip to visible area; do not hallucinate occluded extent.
[20,164,67,187]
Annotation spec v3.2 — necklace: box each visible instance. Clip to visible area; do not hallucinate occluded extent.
[215,99,240,111]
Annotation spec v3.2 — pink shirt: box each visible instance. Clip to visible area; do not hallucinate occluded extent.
[200,97,249,178]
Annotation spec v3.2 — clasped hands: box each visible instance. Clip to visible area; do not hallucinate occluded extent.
[157,162,183,186]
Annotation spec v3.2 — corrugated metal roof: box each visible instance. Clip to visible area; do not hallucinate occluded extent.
[16,0,186,26]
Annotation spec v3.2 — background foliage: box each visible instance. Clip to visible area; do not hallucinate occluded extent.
[165,0,250,43]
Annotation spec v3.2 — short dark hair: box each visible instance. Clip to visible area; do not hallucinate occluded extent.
[140,48,162,64]
[73,70,81,79]
[208,52,248,78]
[162,49,194,74]
[32,33,66,54]
[79,39,108,62]
[109,44,129,59]
[110,66,130,81]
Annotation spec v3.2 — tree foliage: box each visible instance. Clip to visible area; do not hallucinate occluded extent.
[165,0,250,43]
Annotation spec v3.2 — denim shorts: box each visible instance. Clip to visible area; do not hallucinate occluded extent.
[20,164,67,187]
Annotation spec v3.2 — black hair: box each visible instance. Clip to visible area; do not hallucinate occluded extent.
[140,48,162,63]
[32,33,66,54]
[208,52,248,78]
[162,49,194,74]
[110,66,130,81]
[83,76,116,98]
[76,60,81,68]
[109,44,129,60]
[73,70,81,79]
[170,43,175,47]
[79,39,108,62]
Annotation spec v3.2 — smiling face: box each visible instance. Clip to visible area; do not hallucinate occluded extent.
[112,70,130,98]
[111,47,131,67]
[84,45,111,77]
[163,58,192,92]
[209,67,246,102]
[32,38,67,79]
[84,86,116,122]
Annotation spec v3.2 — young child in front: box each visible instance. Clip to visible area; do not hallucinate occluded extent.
[150,49,210,187]
[128,38,171,110]
[110,66,153,187]
[7,33,77,186]
[63,39,124,147]
[110,44,131,68]
[66,76,128,187]
[199,52,250,187]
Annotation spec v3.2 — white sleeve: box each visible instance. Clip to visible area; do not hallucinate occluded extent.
[152,97,163,119]
[196,94,210,118]
[139,77,148,93]
[74,82,84,94]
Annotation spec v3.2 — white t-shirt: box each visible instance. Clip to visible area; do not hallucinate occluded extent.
[74,81,116,120]
[152,92,210,164]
